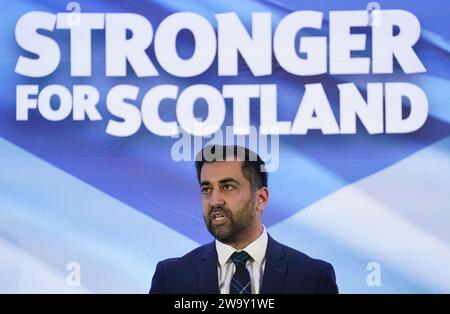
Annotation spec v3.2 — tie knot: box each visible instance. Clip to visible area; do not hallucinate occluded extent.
[230,251,251,266]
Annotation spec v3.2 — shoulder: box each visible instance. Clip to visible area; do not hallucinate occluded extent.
[269,236,334,272]
[150,243,214,294]
[268,236,338,293]
[286,244,331,268]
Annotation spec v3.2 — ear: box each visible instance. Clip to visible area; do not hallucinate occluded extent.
[255,187,269,213]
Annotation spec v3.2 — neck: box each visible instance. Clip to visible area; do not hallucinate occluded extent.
[229,224,264,250]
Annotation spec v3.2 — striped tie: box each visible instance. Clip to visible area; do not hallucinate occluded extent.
[229,251,252,294]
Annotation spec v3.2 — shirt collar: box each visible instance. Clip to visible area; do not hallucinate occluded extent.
[215,225,268,267]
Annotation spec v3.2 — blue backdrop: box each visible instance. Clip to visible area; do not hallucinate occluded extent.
[1,0,450,293]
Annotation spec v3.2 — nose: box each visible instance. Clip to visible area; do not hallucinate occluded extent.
[209,188,225,207]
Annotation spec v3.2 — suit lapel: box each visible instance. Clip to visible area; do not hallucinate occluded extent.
[195,236,287,294]
[196,242,220,294]
[260,235,287,294]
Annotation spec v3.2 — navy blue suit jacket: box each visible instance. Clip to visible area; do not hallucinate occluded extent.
[150,235,338,294]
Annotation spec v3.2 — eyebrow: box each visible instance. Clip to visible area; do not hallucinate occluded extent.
[200,178,240,186]
[219,178,240,185]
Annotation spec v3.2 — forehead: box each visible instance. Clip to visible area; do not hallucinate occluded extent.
[200,160,246,184]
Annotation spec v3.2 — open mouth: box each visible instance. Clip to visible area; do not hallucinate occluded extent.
[210,211,228,224]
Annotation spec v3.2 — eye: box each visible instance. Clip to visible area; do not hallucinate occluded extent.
[201,187,211,195]
[223,184,235,191]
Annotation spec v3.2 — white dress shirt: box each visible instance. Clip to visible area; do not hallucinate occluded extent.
[215,226,268,294]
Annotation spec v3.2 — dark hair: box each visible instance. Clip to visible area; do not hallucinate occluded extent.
[195,145,268,190]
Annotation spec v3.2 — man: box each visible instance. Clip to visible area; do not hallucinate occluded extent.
[150,145,338,294]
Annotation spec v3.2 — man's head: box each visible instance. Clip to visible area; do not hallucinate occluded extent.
[195,145,269,247]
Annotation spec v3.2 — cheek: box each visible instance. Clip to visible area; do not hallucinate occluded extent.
[202,199,210,214]
[226,194,245,212]
[236,193,255,212]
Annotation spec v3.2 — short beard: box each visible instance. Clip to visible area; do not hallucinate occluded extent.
[204,195,256,245]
